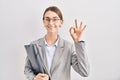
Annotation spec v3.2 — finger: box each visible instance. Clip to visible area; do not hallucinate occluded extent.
[69,27,74,34]
[34,76,41,80]
[75,19,78,28]
[45,74,49,79]
[79,22,82,29]
[82,25,86,31]
[38,73,45,77]
[43,74,48,77]
[33,77,37,80]
[42,74,49,77]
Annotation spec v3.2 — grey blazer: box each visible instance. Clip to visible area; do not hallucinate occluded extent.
[24,36,89,80]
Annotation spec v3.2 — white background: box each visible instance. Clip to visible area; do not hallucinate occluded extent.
[0,0,120,80]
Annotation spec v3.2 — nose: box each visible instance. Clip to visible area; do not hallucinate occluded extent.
[48,20,54,25]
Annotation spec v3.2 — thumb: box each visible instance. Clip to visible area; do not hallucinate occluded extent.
[69,27,74,35]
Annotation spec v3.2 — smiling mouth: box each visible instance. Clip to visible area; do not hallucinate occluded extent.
[48,26,55,28]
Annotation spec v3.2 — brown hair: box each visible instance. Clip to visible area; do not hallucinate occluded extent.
[43,6,63,20]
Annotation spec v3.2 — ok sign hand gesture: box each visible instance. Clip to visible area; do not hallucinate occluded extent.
[69,19,86,42]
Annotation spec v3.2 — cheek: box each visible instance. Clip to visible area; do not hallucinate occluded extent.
[59,21,63,27]
[56,24,61,28]
[43,23,48,27]
[57,22,63,28]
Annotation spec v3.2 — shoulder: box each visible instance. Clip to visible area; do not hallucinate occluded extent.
[64,39,72,46]
[59,37,73,48]
[29,37,44,46]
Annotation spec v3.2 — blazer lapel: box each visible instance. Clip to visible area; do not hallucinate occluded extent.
[37,37,51,76]
[50,37,64,74]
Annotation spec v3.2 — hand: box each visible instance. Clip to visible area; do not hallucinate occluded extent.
[33,73,49,80]
[69,19,86,42]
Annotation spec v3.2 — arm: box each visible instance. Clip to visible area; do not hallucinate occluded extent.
[24,56,36,80]
[24,44,49,80]
[69,19,90,77]
[71,41,90,77]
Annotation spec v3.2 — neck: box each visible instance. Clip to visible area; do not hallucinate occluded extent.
[45,33,58,46]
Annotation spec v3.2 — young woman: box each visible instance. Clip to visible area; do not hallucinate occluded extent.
[24,6,89,80]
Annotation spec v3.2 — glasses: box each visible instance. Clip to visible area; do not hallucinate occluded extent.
[43,17,61,23]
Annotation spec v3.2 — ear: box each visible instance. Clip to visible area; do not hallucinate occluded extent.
[59,20,64,28]
[42,20,46,28]
[61,20,64,24]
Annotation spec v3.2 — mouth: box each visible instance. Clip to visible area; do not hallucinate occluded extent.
[48,26,55,29]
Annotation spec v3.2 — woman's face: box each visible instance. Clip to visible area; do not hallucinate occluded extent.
[43,10,63,33]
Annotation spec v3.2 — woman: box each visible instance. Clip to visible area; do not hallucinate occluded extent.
[24,6,89,80]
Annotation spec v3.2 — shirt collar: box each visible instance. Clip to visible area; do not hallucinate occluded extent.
[44,37,59,47]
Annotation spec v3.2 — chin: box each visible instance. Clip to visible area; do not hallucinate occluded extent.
[48,30,58,33]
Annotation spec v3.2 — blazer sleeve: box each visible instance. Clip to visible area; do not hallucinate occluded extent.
[24,56,36,80]
[24,44,46,80]
[71,41,90,77]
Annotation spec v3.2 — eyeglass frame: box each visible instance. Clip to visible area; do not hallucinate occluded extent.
[43,17,61,23]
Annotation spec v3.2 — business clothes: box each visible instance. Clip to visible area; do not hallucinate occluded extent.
[24,36,89,80]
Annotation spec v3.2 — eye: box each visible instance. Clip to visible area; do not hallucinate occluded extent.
[53,18,58,22]
[45,18,50,21]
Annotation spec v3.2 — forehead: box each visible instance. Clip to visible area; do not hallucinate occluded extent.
[44,11,59,18]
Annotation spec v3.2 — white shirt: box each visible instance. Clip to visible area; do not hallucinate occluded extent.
[44,39,59,71]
